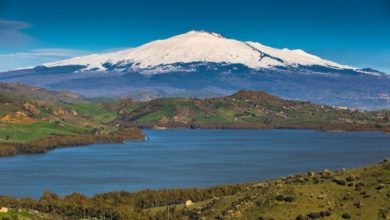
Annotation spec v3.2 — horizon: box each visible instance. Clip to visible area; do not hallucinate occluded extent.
[0,0,389,73]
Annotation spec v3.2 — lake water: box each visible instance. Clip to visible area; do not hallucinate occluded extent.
[1,129,389,198]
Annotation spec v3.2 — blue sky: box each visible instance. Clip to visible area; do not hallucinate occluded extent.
[0,0,389,72]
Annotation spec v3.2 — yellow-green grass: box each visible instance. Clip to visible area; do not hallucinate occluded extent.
[0,121,92,143]
[146,162,390,220]
[0,210,48,220]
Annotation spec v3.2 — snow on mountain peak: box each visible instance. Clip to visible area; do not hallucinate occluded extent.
[44,30,353,72]
[181,30,225,38]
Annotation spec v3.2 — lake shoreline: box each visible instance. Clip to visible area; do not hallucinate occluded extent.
[0,127,144,157]
[135,122,390,133]
[0,160,388,219]
[1,125,389,158]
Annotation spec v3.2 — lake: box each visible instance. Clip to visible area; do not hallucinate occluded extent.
[1,129,390,198]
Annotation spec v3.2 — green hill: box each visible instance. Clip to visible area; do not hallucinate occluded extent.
[1,85,390,157]
[0,83,143,156]
[148,160,390,220]
[117,90,390,132]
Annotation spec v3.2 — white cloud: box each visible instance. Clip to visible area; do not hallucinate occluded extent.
[0,19,31,30]
[0,48,89,71]
[0,19,32,48]
[0,48,87,58]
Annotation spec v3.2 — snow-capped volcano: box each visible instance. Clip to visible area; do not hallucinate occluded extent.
[2,30,388,110]
[44,30,352,72]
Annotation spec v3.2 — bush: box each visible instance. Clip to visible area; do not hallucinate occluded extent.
[333,179,346,186]
[341,212,351,219]
[275,195,285,201]
[284,196,295,202]
[0,128,144,157]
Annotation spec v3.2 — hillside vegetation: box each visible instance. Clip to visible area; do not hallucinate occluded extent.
[0,83,143,156]
[117,90,390,132]
[0,160,389,219]
[1,84,390,157]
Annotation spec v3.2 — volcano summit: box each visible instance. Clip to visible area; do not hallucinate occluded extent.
[1,31,388,109]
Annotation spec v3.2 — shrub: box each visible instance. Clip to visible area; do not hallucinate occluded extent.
[341,212,351,219]
[333,179,346,186]
[284,196,295,202]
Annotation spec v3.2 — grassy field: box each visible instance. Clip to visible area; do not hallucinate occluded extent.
[0,85,145,156]
[0,90,117,144]
[0,209,49,220]
[0,121,92,143]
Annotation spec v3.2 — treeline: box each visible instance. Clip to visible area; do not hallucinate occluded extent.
[115,89,390,134]
[0,184,248,220]
[127,121,274,129]
[124,120,390,133]
[315,123,390,133]
[0,128,144,157]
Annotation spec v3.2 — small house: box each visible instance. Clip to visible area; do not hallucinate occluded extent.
[185,200,193,207]
[0,207,9,213]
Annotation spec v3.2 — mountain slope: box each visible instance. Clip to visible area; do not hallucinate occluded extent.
[44,30,353,72]
[0,82,81,103]
[0,31,389,110]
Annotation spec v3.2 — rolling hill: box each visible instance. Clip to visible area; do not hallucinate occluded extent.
[116,90,390,132]
[1,83,390,157]
[0,82,143,156]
